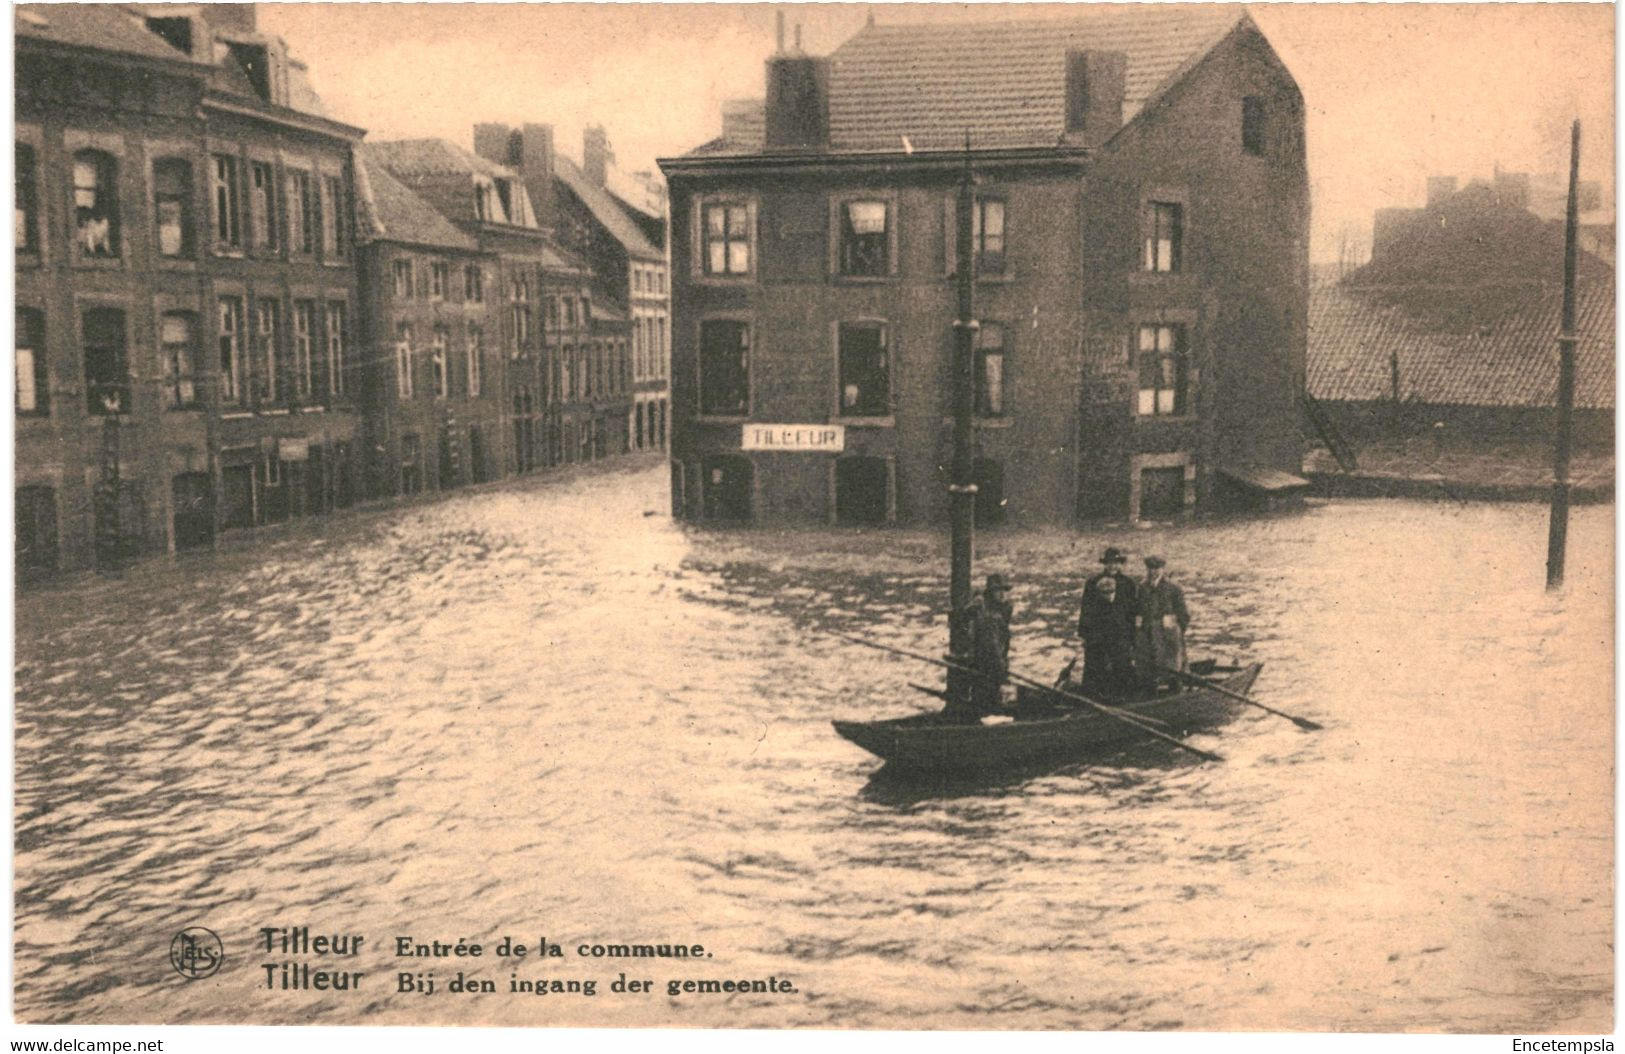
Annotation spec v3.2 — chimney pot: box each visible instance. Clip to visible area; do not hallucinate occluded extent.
[584,125,612,188]
[1064,50,1126,147]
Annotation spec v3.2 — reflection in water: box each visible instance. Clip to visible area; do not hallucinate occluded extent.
[14,462,1613,1031]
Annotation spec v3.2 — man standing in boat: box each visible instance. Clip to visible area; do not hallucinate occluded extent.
[1077,547,1139,693]
[1136,556,1190,690]
[949,573,1014,720]
[1078,575,1137,697]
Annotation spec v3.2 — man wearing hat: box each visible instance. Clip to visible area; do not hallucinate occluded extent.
[1077,548,1140,692]
[1136,555,1190,690]
[950,573,1014,719]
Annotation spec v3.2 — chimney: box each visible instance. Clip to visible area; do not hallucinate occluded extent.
[473,123,514,167]
[1425,175,1457,209]
[519,123,556,228]
[1493,170,1530,209]
[201,4,257,34]
[583,125,612,188]
[764,55,829,151]
[1065,50,1126,147]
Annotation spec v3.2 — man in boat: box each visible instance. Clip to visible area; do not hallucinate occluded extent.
[1077,547,1139,692]
[1082,548,1139,612]
[1135,555,1190,691]
[1078,574,1137,697]
[947,573,1014,720]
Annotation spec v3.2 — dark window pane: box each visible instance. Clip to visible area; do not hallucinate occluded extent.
[838,322,888,416]
[83,307,129,413]
[699,320,749,415]
[16,143,39,252]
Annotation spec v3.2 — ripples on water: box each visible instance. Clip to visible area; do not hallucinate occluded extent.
[13,461,1613,1030]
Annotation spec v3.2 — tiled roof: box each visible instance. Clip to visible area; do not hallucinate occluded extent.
[355,147,477,252]
[1308,279,1615,411]
[693,6,1248,155]
[553,156,663,261]
[366,138,519,180]
[15,3,198,65]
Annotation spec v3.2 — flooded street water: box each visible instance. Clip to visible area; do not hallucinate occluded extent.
[14,459,1613,1031]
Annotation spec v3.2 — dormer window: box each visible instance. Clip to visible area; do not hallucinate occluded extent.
[474,177,506,224]
[146,16,193,57]
[225,42,272,102]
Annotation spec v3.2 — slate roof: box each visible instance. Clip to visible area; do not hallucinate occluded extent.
[355,146,478,252]
[365,138,520,181]
[589,300,630,324]
[553,155,663,261]
[14,3,200,65]
[691,5,1249,156]
[1308,279,1615,412]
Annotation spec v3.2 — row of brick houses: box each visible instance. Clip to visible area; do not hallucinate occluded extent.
[659,8,1309,528]
[15,4,669,580]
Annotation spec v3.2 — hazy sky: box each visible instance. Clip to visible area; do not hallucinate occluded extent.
[258,2,1616,262]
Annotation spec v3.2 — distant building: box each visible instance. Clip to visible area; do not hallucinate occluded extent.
[473,123,669,456]
[1310,178,1615,447]
[354,148,507,495]
[16,3,365,578]
[659,8,1309,526]
[365,137,619,473]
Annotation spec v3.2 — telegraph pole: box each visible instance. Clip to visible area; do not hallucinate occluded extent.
[946,140,979,706]
[1545,120,1580,590]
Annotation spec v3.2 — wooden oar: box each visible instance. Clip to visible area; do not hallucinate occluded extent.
[832,632,1223,763]
[1001,666,1172,729]
[1159,665,1322,731]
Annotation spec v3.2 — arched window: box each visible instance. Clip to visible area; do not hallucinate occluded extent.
[72,150,120,257]
[160,311,198,409]
[153,158,193,257]
[82,307,128,413]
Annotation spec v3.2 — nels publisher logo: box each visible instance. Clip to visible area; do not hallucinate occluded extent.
[170,926,223,980]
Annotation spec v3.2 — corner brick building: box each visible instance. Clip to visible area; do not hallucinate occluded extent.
[658,8,1308,526]
[16,4,365,578]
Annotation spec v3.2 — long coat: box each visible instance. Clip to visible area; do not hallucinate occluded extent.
[1136,576,1189,677]
[1078,575,1138,694]
[956,595,1012,713]
[1078,572,1138,639]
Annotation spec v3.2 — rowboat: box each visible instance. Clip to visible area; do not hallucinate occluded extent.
[831,159,1290,775]
[832,662,1262,773]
